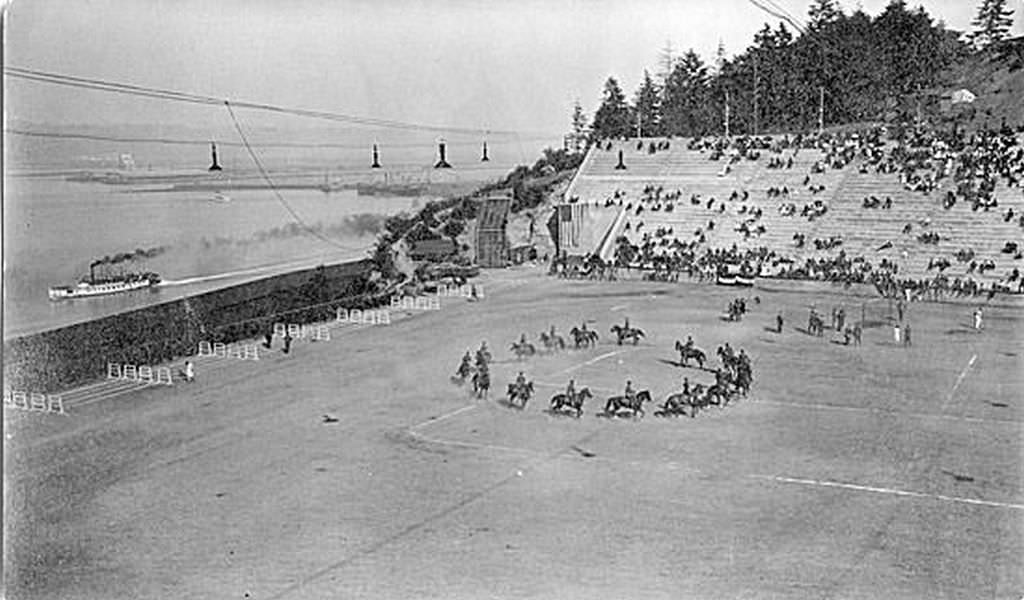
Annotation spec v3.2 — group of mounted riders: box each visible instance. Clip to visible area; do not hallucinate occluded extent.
[453,341,493,398]
[452,316,754,419]
[509,319,639,360]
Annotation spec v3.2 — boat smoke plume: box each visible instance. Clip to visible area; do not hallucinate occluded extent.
[90,245,169,268]
[199,214,386,249]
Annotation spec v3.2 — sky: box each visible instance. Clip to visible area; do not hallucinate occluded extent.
[4,0,1023,138]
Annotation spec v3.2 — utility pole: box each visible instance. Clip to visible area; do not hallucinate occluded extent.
[817,87,825,136]
[636,110,642,139]
[753,59,760,136]
[724,89,731,138]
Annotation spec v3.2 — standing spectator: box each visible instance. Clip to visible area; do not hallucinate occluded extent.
[893,323,902,345]
[776,313,784,334]
[182,360,195,383]
[283,331,293,354]
[973,307,983,331]
[903,323,912,347]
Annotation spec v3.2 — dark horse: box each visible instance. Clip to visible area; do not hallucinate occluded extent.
[603,390,652,417]
[673,341,706,369]
[610,324,645,345]
[570,327,599,348]
[506,381,534,409]
[549,387,593,418]
[472,369,490,398]
[510,340,537,360]
[655,391,699,418]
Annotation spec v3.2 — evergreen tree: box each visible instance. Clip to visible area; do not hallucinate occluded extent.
[808,0,843,29]
[590,77,632,140]
[632,70,662,137]
[662,50,713,136]
[713,39,727,77]
[971,0,1015,48]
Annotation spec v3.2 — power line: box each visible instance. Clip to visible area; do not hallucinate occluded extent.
[747,0,806,34]
[222,100,374,254]
[4,66,545,137]
[5,127,555,149]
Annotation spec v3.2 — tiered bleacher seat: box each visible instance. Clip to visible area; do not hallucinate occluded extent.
[564,136,1024,289]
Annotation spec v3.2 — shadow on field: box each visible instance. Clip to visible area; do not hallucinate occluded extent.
[941,469,975,483]
[657,358,710,372]
[944,326,974,335]
[543,408,582,419]
[495,397,525,410]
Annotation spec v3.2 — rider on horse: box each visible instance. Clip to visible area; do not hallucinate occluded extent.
[681,376,690,396]
[476,341,491,365]
[515,371,527,389]
[624,380,636,404]
[565,378,576,401]
[683,335,694,352]
[457,351,473,376]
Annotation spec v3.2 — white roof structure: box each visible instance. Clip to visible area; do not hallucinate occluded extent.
[950,88,977,104]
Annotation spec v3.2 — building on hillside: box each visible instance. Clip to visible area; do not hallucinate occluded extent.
[509,245,538,264]
[409,239,458,262]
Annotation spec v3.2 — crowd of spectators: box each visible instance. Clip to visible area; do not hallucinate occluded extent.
[585,124,1024,297]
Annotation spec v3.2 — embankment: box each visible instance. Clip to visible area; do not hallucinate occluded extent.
[3,260,386,393]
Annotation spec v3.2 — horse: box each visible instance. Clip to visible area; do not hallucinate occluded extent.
[656,391,697,418]
[550,387,593,418]
[610,324,645,346]
[808,313,825,337]
[472,370,490,398]
[539,331,566,353]
[569,327,599,349]
[451,360,475,385]
[674,341,706,369]
[506,381,534,409]
[510,341,537,360]
[603,390,652,417]
[705,381,737,407]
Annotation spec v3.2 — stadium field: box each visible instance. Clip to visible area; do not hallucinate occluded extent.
[5,266,1022,600]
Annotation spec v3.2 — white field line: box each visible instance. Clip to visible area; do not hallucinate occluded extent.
[751,474,1024,511]
[942,353,977,412]
[609,305,628,312]
[408,404,478,432]
[750,398,1018,426]
[406,420,1024,512]
[407,429,540,457]
[407,423,1024,512]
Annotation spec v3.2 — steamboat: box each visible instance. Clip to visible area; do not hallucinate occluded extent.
[48,265,161,300]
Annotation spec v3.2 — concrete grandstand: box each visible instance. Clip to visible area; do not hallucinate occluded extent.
[559,134,1024,292]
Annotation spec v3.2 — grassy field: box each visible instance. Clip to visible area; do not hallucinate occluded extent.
[4,266,1022,599]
